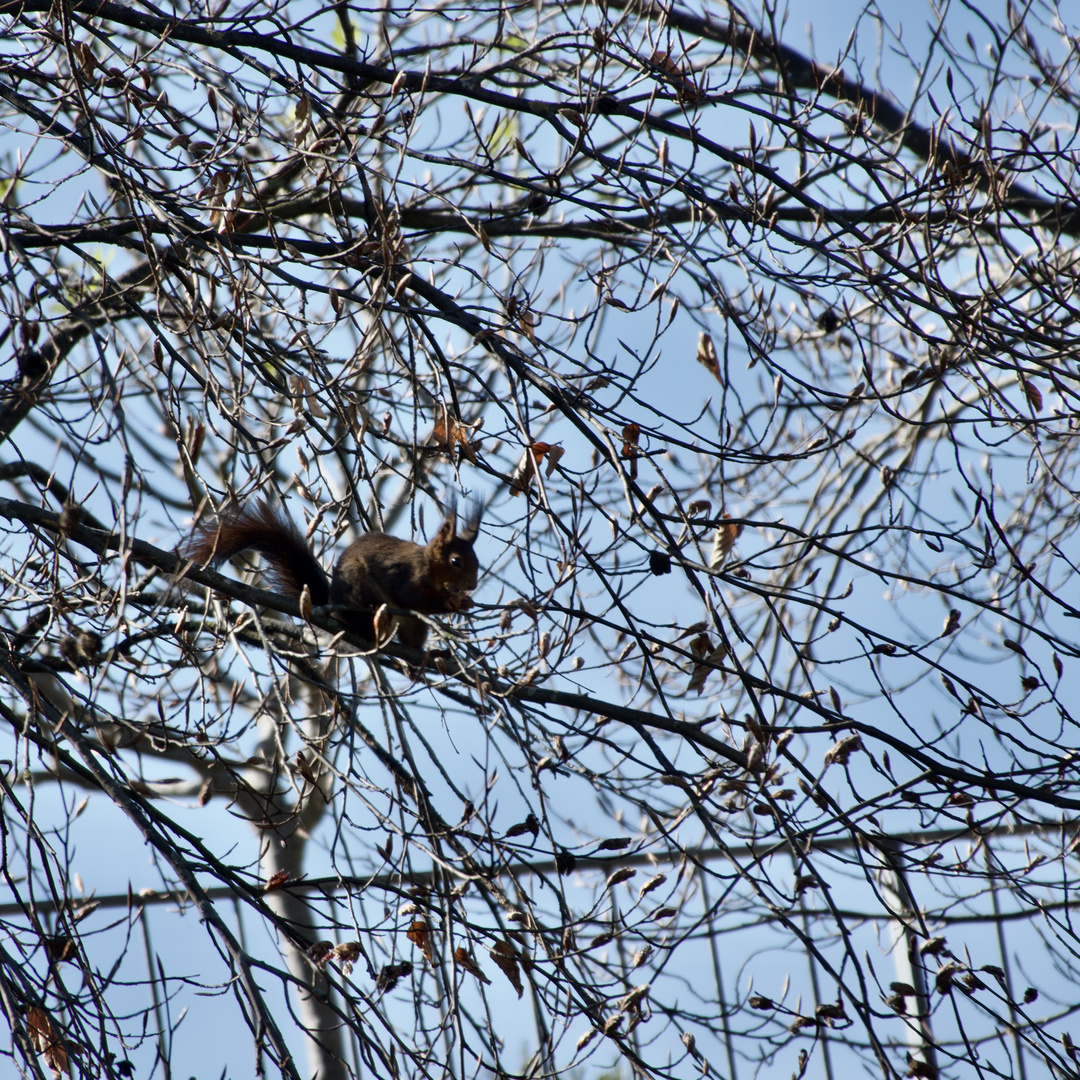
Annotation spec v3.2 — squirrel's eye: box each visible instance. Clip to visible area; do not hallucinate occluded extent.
[450,555,461,567]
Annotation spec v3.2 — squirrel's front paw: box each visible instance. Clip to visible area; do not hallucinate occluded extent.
[443,592,474,614]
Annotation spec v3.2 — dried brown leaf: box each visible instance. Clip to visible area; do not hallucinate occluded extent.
[489,940,524,997]
[376,961,412,992]
[1019,375,1043,412]
[431,411,479,463]
[27,1006,68,1077]
[606,867,636,888]
[264,870,289,892]
[407,919,434,963]
[454,947,492,984]
[638,873,667,899]
[696,333,720,381]
[687,632,727,694]
[576,1027,598,1052]
[619,983,650,1012]
[597,837,631,851]
[504,813,540,840]
[823,735,863,767]
[509,442,556,496]
[935,962,961,993]
[920,936,947,957]
[710,514,741,569]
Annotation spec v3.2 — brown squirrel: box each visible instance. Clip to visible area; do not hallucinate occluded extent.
[186,499,481,648]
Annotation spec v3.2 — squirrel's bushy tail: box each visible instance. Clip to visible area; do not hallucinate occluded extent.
[186,500,331,606]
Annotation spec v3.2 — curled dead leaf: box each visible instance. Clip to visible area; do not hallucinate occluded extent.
[619,983,650,1012]
[935,962,961,993]
[1019,375,1042,412]
[293,94,311,142]
[576,1027,598,1052]
[294,751,317,785]
[906,1054,936,1078]
[823,735,863,767]
[407,919,434,963]
[335,941,362,964]
[44,935,77,964]
[27,1005,68,1077]
[696,333,720,381]
[597,837,631,851]
[710,514,741,569]
[489,940,524,997]
[638,873,666,899]
[376,961,413,992]
[454,947,492,984]
[432,412,480,463]
[606,867,636,888]
[602,1014,623,1035]
[264,870,289,892]
[510,442,560,496]
[333,941,363,974]
[504,813,540,840]
[919,936,947,957]
[687,633,727,694]
[648,50,702,102]
[307,941,334,968]
[621,423,641,479]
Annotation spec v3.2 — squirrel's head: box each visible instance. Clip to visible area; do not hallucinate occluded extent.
[431,499,482,592]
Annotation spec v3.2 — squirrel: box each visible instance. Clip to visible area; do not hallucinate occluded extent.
[186,499,481,649]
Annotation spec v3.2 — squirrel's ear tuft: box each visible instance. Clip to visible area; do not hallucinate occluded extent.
[458,498,482,543]
[436,496,460,541]
[435,495,481,542]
